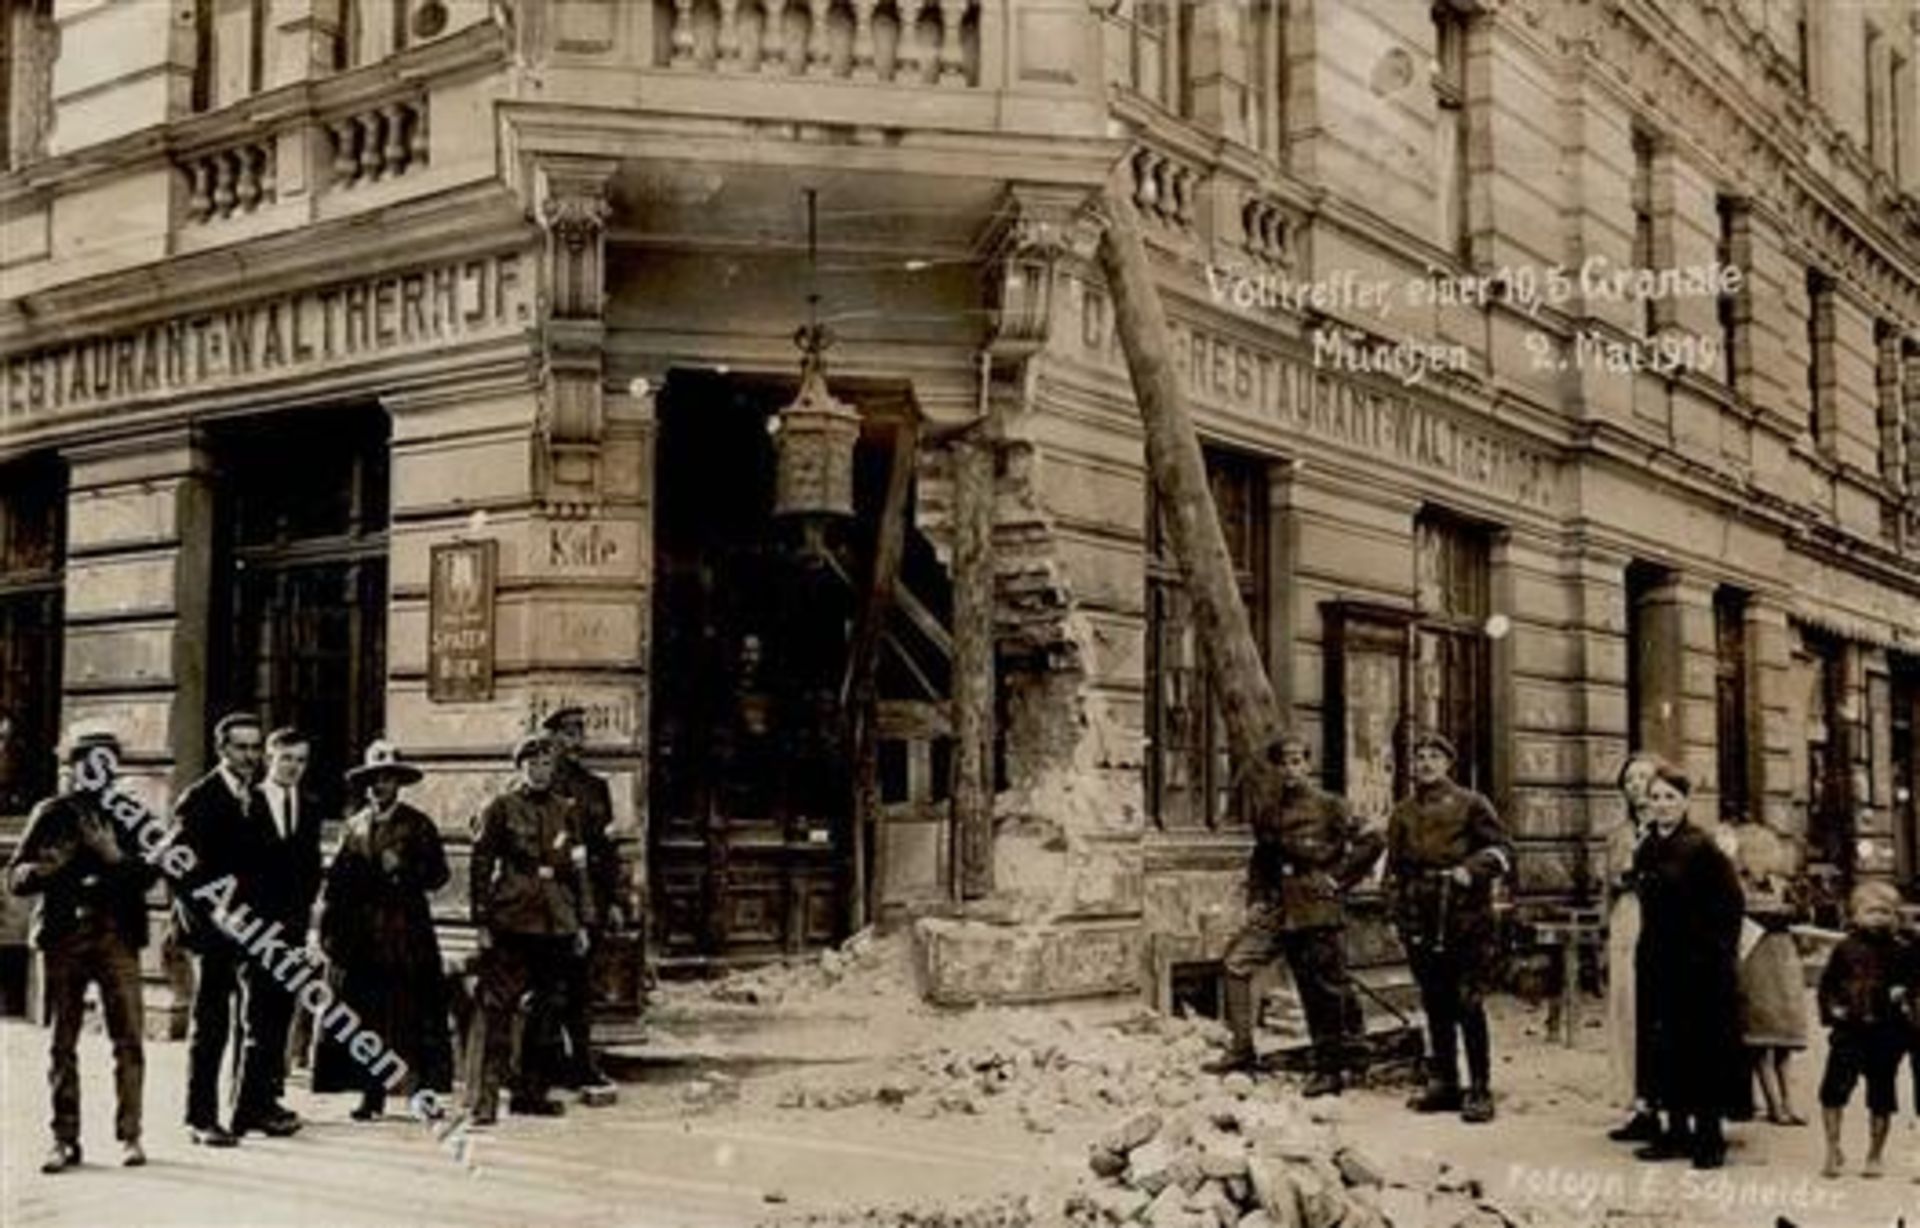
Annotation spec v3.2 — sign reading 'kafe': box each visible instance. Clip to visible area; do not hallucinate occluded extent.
[2,251,530,421]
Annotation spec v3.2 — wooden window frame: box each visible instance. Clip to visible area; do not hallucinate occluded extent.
[0,453,65,818]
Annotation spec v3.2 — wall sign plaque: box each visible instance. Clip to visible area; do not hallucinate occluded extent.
[429,540,497,702]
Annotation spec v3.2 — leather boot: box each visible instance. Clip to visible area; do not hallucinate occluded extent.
[1201,975,1260,1075]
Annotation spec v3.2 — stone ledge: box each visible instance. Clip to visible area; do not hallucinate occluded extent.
[912,915,1144,1006]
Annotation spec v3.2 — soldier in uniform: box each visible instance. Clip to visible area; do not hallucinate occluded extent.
[1204,732,1384,1096]
[463,733,588,1125]
[1387,730,1512,1124]
[539,705,621,1097]
[8,728,156,1172]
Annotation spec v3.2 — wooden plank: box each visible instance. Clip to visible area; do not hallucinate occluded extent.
[1095,179,1280,768]
[845,416,920,930]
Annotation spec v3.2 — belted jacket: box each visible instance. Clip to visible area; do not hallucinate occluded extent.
[1245,776,1384,930]
[1386,779,1512,942]
[7,789,157,950]
[469,781,584,937]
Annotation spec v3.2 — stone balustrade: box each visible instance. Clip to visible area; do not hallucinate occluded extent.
[1128,144,1200,237]
[660,0,980,86]
[1240,196,1291,268]
[325,95,431,189]
[181,139,278,224]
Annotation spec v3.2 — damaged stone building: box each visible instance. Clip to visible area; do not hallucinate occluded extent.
[2,0,1920,1019]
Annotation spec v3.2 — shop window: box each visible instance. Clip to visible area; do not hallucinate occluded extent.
[1147,450,1269,831]
[1414,510,1491,794]
[214,409,389,821]
[0,453,64,817]
[1,0,54,170]
[1714,588,1751,824]
[1433,3,1470,258]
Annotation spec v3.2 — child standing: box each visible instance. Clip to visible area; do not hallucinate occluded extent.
[1816,880,1917,1178]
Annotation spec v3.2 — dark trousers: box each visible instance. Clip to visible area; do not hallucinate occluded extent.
[234,956,295,1123]
[186,947,240,1129]
[1407,941,1493,1091]
[464,932,574,1114]
[1222,907,1361,1070]
[556,934,600,1084]
[43,924,145,1145]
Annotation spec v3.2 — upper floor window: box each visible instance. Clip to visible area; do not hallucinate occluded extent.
[1865,20,1885,167]
[0,453,65,817]
[1893,49,1911,187]
[1245,0,1287,161]
[1807,269,1837,453]
[1878,320,1909,492]
[192,0,268,113]
[1633,131,1659,335]
[1117,1,1190,116]
[1,0,55,170]
[1433,2,1470,257]
[1717,196,1747,393]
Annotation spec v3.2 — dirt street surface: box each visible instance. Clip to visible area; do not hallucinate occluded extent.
[4,935,1917,1228]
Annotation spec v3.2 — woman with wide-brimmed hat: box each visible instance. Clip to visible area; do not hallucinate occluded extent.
[311,740,454,1119]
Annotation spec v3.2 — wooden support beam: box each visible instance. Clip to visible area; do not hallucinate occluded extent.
[1095,180,1281,766]
[951,432,996,901]
[845,415,919,930]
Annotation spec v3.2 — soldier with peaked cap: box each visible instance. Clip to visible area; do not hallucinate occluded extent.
[1388,729,1513,1125]
[535,704,621,1096]
[463,732,587,1125]
[8,728,157,1172]
[1204,731,1384,1096]
[313,740,454,1120]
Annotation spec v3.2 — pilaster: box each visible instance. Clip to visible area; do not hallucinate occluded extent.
[533,158,617,516]
[1746,594,1797,839]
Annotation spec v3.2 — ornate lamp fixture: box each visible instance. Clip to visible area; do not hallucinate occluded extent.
[772,189,860,521]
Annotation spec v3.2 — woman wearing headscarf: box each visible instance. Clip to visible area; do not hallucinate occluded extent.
[1604,752,1660,1143]
[1631,763,1749,1169]
[312,741,454,1120]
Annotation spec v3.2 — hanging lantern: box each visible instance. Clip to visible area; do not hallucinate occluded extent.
[772,323,860,519]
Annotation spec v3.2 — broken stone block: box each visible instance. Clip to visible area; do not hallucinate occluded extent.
[1146,1186,1190,1228]
[1221,1073,1255,1100]
[1244,1156,1303,1228]
[1196,1137,1250,1182]
[1222,1176,1251,1206]
[1100,1110,1164,1156]
[1166,1148,1207,1195]
[1129,1138,1177,1195]
[1330,1147,1383,1188]
[1084,1183,1150,1225]
[1196,1179,1239,1228]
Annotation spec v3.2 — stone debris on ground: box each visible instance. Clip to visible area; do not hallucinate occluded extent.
[770,1008,1239,1134]
[1068,1090,1534,1228]
[698,927,923,1010]
[761,1194,1041,1228]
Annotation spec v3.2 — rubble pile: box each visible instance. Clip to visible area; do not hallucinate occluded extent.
[764,1194,1040,1228]
[775,1010,1238,1132]
[1069,1091,1526,1228]
[695,928,921,1011]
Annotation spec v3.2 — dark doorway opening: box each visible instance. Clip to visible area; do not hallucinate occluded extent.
[648,371,947,971]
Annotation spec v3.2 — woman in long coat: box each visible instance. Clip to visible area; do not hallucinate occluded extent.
[1604,753,1660,1142]
[312,741,454,1119]
[1632,762,1749,1169]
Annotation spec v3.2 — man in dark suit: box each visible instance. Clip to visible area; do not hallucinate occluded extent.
[229,727,322,1136]
[168,711,271,1147]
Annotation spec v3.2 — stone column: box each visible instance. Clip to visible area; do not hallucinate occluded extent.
[950,432,995,902]
[1746,594,1798,842]
[267,0,344,88]
[60,428,217,1037]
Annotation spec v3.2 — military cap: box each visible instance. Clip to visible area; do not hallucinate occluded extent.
[539,705,587,733]
[1262,730,1313,763]
[511,732,556,764]
[1411,729,1457,760]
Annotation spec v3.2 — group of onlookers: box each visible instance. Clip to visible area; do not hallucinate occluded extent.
[7,706,623,1173]
[1605,752,1920,1176]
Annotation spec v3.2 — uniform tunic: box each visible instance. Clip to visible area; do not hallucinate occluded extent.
[1387,779,1511,990]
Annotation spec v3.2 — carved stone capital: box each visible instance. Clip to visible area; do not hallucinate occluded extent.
[531,158,616,513]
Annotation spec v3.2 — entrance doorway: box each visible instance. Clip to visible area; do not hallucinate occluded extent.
[648,371,948,970]
[1894,661,1918,896]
